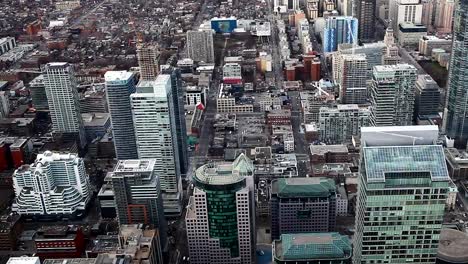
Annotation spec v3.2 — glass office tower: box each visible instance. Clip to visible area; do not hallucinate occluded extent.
[353,126,450,264]
[444,0,468,147]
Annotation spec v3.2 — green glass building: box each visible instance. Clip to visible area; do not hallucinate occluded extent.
[185,154,255,264]
[354,142,450,264]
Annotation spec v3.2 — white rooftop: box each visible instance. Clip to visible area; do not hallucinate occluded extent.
[7,257,40,264]
[361,125,439,146]
[104,71,134,82]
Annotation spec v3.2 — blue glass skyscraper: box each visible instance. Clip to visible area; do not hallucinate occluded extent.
[323,16,358,52]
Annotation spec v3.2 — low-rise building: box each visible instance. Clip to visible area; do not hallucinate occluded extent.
[310,144,349,164]
[255,153,298,178]
[445,148,468,180]
[267,109,291,126]
[185,86,207,107]
[419,35,452,56]
[217,84,254,113]
[35,225,86,259]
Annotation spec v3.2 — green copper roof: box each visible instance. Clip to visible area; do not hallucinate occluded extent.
[275,233,352,261]
[273,178,336,198]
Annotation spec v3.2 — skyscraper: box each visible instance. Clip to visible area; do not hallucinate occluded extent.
[369,64,417,126]
[131,75,182,216]
[333,42,386,81]
[43,62,86,147]
[435,0,455,33]
[105,71,138,160]
[339,54,368,104]
[353,125,450,264]
[12,151,91,217]
[137,43,159,81]
[444,0,468,147]
[323,16,358,52]
[185,154,255,264]
[186,30,215,63]
[161,67,188,175]
[356,0,376,42]
[109,159,167,249]
[421,0,435,29]
[389,0,423,38]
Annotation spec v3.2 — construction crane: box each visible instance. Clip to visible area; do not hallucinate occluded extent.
[128,15,144,47]
[311,81,330,96]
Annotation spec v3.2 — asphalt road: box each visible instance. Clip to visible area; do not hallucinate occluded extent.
[399,47,426,74]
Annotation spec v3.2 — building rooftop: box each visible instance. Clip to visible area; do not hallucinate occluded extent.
[104,71,134,82]
[398,22,427,32]
[114,160,155,173]
[194,153,253,185]
[310,145,348,155]
[272,177,335,198]
[363,145,449,183]
[7,257,40,264]
[86,235,119,254]
[361,125,439,146]
[43,259,96,264]
[82,113,110,127]
[437,228,468,263]
[274,233,352,261]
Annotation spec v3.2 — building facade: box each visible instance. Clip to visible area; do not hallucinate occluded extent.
[319,104,371,144]
[270,177,337,240]
[369,64,417,126]
[105,71,138,159]
[415,74,440,117]
[35,225,86,259]
[131,75,183,216]
[356,0,376,42]
[389,0,423,38]
[186,154,255,264]
[323,16,358,53]
[12,151,91,217]
[109,160,167,251]
[444,0,468,147]
[43,62,86,147]
[333,42,386,81]
[186,30,215,63]
[160,67,188,176]
[339,54,368,104]
[435,0,455,33]
[28,75,48,110]
[353,126,450,264]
